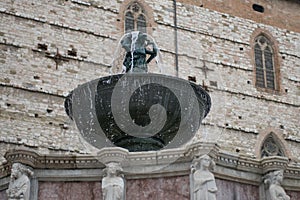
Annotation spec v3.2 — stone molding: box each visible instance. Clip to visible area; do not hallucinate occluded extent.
[0,143,299,190]
[261,156,289,174]
[1,149,105,178]
[97,147,129,165]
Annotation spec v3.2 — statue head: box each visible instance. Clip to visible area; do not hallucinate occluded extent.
[10,163,33,180]
[104,162,123,177]
[192,154,215,172]
[199,154,210,168]
[263,170,284,188]
[272,170,284,184]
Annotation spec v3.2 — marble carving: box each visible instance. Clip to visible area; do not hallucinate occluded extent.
[102,162,125,200]
[264,170,290,200]
[6,163,33,200]
[190,154,217,200]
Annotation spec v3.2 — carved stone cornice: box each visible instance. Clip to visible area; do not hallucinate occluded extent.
[184,142,220,160]
[260,156,289,174]
[0,149,105,178]
[0,163,10,179]
[4,149,40,168]
[285,165,300,179]
[216,151,262,174]
[96,147,129,164]
[214,153,300,189]
[1,143,299,187]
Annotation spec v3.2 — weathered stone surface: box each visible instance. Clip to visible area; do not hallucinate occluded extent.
[286,190,300,200]
[126,176,190,200]
[0,0,299,160]
[0,190,7,200]
[38,181,102,200]
[216,179,259,200]
[1,147,299,199]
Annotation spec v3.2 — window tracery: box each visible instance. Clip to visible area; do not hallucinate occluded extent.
[254,35,277,90]
[261,133,285,158]
[125,2,147,33]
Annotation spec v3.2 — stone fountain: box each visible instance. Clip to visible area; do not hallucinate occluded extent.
[64,31,211,152]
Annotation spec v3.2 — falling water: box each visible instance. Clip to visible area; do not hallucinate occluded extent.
[109,31,164,74]
[130,31,139,72]
[154,48,163,73]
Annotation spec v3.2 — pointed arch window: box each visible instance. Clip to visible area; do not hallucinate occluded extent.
[125,2,147,33]
[261,133,285,158]
[254,35,277,90]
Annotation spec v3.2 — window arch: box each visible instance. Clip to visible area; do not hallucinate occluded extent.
[254,34,278,90]
[125,2,147,33]
[260,133,285,158]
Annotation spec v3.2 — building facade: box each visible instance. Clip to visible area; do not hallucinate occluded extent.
[0,0,299,199]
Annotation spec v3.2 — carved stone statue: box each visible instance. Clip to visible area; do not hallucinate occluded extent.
[102,162,125,200]
[121,31,157,73]
[263,170,290,200]
[6,163,33,200]
[190,154,217,200]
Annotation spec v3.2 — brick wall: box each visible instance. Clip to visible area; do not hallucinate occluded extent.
[177,0,300,33]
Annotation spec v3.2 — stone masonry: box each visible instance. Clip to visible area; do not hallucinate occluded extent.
[0,0,299,165]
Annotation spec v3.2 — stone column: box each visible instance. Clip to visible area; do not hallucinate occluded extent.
[29,176,38,200]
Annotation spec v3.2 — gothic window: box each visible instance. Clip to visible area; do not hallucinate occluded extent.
[254,35,277,90]
[125,12,134,33]
[125,2,147,33]
[261,133,285,158]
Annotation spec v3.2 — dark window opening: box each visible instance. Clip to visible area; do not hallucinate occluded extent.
[254,35,277,90]
[67,48,77,57]
[188,76,196,82]
[252,4,264,13]
[137,14,147,33]
[279,125,284,129]
[209,81,218,87]
[37,43,48,51]
[125,12,134,33]
[46,108,53,113]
